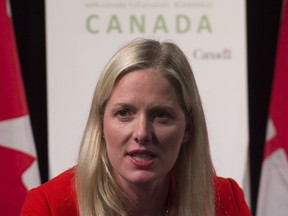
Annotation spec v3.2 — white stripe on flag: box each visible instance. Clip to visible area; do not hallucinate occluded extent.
[0,115,40,189]
[256,149,288,216]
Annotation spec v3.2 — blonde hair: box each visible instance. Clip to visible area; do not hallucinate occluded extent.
[76,38,215,216]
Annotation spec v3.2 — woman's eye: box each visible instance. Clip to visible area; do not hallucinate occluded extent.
[115,110,130,118]
[153,111,172,121]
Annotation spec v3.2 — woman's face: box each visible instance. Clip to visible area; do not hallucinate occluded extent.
[103,69,190,186]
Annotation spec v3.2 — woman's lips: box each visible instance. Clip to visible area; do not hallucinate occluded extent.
[127,150,156,168]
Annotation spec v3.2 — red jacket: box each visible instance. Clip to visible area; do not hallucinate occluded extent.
[21,168,251,215]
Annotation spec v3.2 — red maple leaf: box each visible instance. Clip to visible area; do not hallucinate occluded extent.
[0,145,35,216]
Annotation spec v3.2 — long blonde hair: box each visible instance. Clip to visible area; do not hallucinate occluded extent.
[76,38,215,216]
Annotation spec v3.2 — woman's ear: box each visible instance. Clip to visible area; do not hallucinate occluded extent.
[183,121,192,144]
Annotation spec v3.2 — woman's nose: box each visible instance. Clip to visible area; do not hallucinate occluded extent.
[133,115,152,145]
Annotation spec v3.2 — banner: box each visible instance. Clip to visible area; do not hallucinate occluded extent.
[0,0,40,215]
[256,1,288,215]
[46,0,248,186]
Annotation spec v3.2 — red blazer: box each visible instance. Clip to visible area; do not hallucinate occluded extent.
[21,168,251,216]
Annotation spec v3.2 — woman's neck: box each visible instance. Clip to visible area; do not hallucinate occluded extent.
[120,177,170,216]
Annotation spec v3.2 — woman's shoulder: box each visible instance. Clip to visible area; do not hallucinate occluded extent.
[38,167,76,192]
[21,167,78,216]
[214,176,252,216]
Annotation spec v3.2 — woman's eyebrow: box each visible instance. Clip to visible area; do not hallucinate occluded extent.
[110,103,136,112]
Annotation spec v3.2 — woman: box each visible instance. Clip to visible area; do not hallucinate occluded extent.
[21,38,251,216]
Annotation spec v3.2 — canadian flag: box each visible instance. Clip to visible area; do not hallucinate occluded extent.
[0,0,41,215]
[256,1,288,216]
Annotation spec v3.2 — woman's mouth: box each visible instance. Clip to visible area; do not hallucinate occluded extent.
[131,153,155,161]
[127,150,156,168]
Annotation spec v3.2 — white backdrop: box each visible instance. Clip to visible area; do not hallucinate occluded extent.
[46,0,248,186]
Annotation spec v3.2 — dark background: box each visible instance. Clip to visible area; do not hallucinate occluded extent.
[10,0,283,215]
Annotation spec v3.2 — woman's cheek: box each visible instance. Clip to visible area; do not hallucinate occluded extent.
[155,125,185,144]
